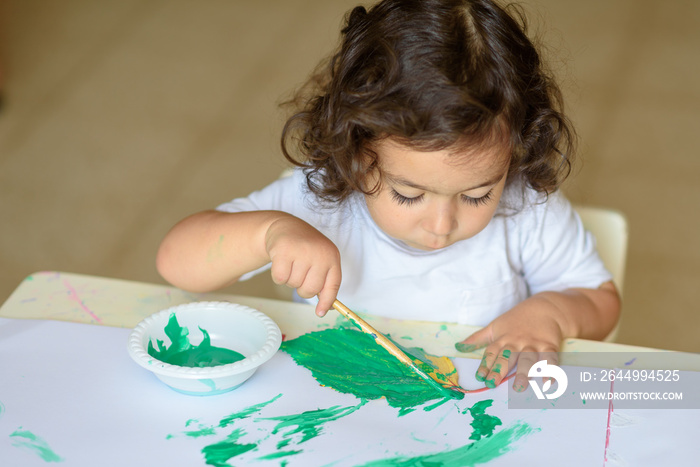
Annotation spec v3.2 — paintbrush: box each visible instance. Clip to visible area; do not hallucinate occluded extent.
[332,299,464,400]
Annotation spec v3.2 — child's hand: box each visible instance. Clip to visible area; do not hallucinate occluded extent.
[264,215,342,317]
[455,294,570,392]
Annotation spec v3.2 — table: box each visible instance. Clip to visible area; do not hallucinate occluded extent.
[1,271,698,466]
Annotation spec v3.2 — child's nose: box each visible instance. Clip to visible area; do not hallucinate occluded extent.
[424,202,457,236]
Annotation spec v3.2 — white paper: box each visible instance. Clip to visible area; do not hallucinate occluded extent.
[0,318,693,466]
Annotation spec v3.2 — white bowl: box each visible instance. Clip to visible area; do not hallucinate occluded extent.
[127,301,282,395]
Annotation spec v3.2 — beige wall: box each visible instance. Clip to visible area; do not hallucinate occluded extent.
[1,0,698,352]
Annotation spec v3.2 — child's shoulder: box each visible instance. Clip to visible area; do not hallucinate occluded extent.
[499,178,574,223]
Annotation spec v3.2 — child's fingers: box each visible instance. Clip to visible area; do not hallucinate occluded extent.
[512,351,534,392]
[295,267,325,299]
[483,349,512,388]
[511,350,558,392]
[456,326,492,353]
[475,349,498,383]
[269,257,293,286]
[315,266,342,317]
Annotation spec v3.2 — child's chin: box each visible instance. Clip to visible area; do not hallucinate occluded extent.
[406,240,451,251]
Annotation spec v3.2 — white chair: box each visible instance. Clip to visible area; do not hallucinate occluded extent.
[575,205,628,341]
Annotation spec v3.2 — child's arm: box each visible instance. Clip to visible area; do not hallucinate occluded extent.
[456,280,621,391]
[156,210,342,316]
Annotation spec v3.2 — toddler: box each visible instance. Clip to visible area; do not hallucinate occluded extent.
[157,0,621,391]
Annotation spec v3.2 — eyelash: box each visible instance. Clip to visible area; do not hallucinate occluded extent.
[390,189,494,207]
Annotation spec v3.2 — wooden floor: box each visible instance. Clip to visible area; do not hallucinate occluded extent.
[1,0,699,352]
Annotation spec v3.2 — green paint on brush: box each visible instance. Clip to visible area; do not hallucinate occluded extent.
[281,328,458,411]
[465,400,502,441]
[201,428,256,467]
[359,421,538,466]
[147,313,245,368]
[10,428,64,463]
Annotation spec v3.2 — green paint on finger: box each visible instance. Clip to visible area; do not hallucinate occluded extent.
[502,349,511,358]
[492,363,502,373]
[454,342,477,353]
[485,378,497,389]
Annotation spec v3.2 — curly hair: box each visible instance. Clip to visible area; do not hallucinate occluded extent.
[281,0,576,205]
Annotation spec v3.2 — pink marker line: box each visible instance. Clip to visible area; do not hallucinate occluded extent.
[63,279,103,324]
[603,374,615,465]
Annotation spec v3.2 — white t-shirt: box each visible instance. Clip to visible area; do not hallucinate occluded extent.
[216,169,612,326]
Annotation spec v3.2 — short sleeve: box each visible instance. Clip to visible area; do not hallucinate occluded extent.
[518,191,613,295]
[215,169,306,215]
[214,169,308,281]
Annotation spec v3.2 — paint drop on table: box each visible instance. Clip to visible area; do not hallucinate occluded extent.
[147,313,245,367]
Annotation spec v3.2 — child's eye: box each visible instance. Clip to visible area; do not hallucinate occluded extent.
[460,189,494,207]
[390,189,423,206]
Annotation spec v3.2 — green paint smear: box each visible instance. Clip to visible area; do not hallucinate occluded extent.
[281,328,457,411]
[201,428,256,467]
[465,400,502,441]
[257,450,303,460]
[218,393,282,428]
[147,313,245,367]
[360,422,537,466]
[10,428,64,463]
[454,342,477,353]
[263,401,366,448]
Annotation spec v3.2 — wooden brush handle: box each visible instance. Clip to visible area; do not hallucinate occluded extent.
[332,300,419,368]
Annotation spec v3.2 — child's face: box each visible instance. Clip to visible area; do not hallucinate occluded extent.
[364,139,509,251]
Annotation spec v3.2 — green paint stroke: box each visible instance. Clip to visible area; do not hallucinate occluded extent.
[218,393,283,428]
[257,450,303,461]
[201,428,256,467]
[263,401,366,448]
[147,313,245,368]
[182,419,217,438]
[465,400,502,441]
[360,421,537,466]
[10,428,64,463]
[281,328,457,411]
